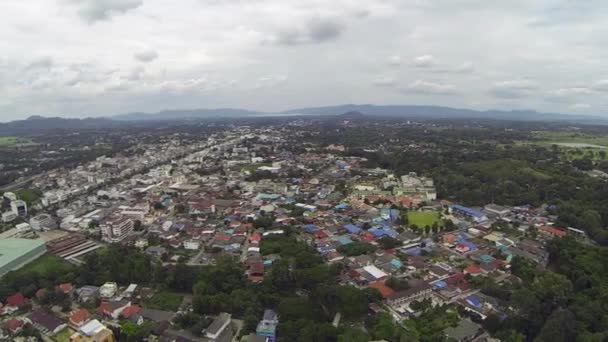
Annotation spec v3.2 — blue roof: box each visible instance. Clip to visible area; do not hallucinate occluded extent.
[336,236,353,245]
[390,259,403,268]
[369,228,398,238]
[257,193,281,200]
[465,295,482,308]
[459,240,478,251]
[334,203,349,210]
[303,224,318,232]
[434,281,448,289]
[343,224,361,234]
[451,205,486,218]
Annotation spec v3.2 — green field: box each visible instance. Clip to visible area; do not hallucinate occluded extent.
[0,136,34,147]
[407,211,441,227]
[147,291,184,311]
[531,131,608,147]
[19,255,76,278]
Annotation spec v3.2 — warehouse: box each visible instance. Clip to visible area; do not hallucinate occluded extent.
[0,238,47,276]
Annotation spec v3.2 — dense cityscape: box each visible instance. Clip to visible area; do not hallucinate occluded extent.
[0,115,607,341]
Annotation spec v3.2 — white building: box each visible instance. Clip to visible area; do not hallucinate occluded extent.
[99,282,118,298]
[11,200,27,217]
[30,214,57,231]
[183,240,201,250]
[1,211,17,223]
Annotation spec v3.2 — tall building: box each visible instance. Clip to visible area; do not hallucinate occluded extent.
[256,310,279,342]
[10,200,27,217]
[100,216,133,243]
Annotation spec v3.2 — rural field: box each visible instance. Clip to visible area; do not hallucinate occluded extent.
[0,136,35,147]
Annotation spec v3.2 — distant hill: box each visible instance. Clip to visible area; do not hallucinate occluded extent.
[3,104,608,133]
[112,104,608,124]
[113,108,261,121]
[282,104,607,123]
[0,116,121,135]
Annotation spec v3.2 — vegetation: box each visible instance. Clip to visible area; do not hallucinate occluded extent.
[147,291,184,311]
[407,211,441,228]
[337,241,377,256]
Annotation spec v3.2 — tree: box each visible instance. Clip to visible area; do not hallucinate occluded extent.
[385,277,410,291]
[535,309,577,342]
[133,220,142,231]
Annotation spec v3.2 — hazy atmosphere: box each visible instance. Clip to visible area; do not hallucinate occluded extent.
[1,0,608,121]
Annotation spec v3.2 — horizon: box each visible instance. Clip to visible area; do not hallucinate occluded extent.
[2,1,608,121]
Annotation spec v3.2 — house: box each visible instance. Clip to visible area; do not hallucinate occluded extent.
[386,280,433,308]
[3,318,25,334]
[5,292,26,310]
[98,301,130,319]
[99,282,118,298]
[70,319,115,342]
[539,225,567,238]
[121,305,142,320]
[76,286,99,303]
[69,308,91,327]
[203,312,234,341]
[443,318,482,341]
[256,310,279,342]
[28,310,67,335]
[369,281,396,299]
[56,282,74,294]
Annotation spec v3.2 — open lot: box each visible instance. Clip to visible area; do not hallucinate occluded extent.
[408,211,441,227]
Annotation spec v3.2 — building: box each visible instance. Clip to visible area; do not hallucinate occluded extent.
[256,310,279,342]
[204,312,233,341]
[99,282,118,298]
[387,280,433,308]
[70,319,115,342]
[11,200,27,217]
[1,211,17,223]
[449,205,488,223]
[100,216,133,243]
[0,238,47,277]
[28,310,67,335]
[30,213,57,231]
[183,240,201,250]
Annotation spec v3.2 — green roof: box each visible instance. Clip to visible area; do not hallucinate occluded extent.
[0,238,46,268]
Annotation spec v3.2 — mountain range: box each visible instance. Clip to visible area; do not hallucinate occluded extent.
[1,104,607,134]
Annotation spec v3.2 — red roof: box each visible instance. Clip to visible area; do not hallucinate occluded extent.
[464,264,482,274]
[215,233,231,242]
[369,281,395,299]
[362,233,375,241]
[57,283,73,293]
[251,233,262,242]
[249,262,265,275]
[97,302,111,315]
[314,230,329,239]
[70,308,91,325]
[6,293,25,307]
[540,226,567,237]
[121,305,142,319]
[3,318,24,331]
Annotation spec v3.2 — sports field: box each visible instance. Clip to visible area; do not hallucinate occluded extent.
[408,211,441,227]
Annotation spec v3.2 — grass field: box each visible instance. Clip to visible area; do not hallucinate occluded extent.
[0,136,34,147]
[22,255,75,277]
[54,328,76,342]
[408,211,441,227]
[531,131,608,147]
[147,291,184,311]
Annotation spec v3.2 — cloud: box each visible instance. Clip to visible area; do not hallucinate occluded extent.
[453,61,474,73]
[570,103,591,110]
[24,57,54,71]
[406,80,455,94]
[373,76,397,87]
[121,66,145,81]
[134,49,159,63]
[387,55,401,67]
[551,87,593,96]
[489,80,538,99]
[593,80,608,92]
[272,16,344,45]
[411,55,435,68]
[71,0,143,23]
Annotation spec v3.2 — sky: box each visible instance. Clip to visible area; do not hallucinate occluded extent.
[1,0,608,121]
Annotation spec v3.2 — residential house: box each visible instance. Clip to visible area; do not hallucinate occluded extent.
[28,310,67,335]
